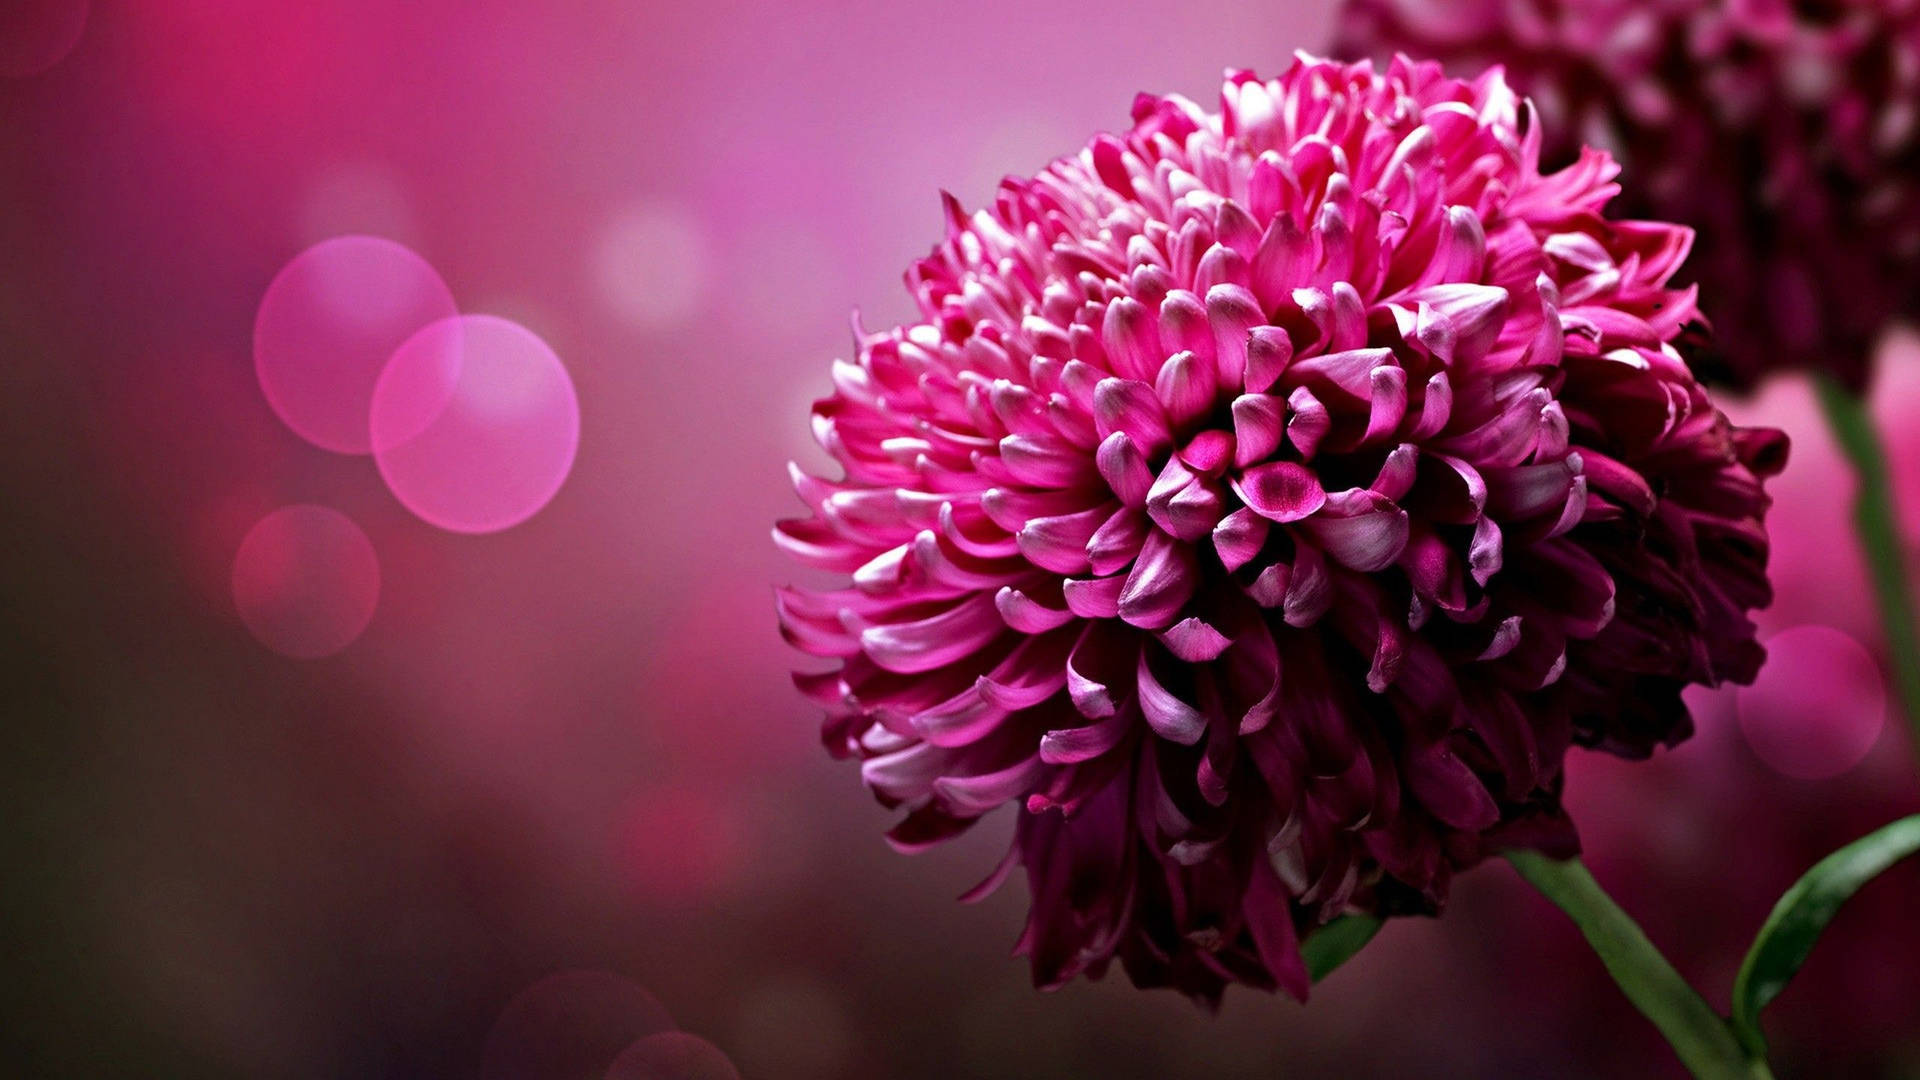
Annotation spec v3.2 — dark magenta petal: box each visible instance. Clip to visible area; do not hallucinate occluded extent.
[1404,741,1499,831]
[1136,648,1207,745]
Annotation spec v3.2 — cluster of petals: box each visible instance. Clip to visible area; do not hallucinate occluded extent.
[776,53,1784,1003]
[1335,0,1920,389]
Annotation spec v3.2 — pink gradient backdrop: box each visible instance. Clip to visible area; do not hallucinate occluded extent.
[1,2,1915,1077]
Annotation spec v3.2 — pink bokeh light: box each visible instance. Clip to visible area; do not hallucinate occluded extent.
[478,971,674,1080]
[370,314,580,534]
[0,0,88,78]
[229,505,380,659]
[591,201,712,331]
[253,236,458,455]
[1738,624,1887,781]
[605,1032,741,1080]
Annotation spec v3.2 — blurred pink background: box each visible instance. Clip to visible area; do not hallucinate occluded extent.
[3,2,1917,1077]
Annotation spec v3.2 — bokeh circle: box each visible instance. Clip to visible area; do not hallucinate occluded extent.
[479,971,675,1080]
[592,202,711,330]
[230,505,379,659]
[605,1032,741,1080]
[370,314,580,534]
[1737,624,1886,780]
[0,0,89,78]
[254,235,458,454]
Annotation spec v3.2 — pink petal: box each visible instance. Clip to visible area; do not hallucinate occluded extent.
[773,517,874,572]
[1093,378,1173,457]
[1301,490,1409,572]
[1212,507,1270,572]
[1409,371,1453,440]
[994,584,1074,633]
[861,593,1006,673]
[1017,506,1108,574]
[1231,393,1286,468]
[1118,528,1198,629]
[1062,573,1126,619]
[1206,284,1264,388]
[999,433,1098,487]
[1361,365,1408,445]
[1041,704,1134,764]
[1180,429,1235,475]
[1215,199,1262,258]
[1478,615,1523,660]
[1283,542,1333,627]
[862,741,951,803]
[1155,350,1218,433]
[1244,326,1294,394]
[934,755,1045,815]
[1287,347,1396,401]
[1247,559,1291,608]
[1086,505,1151,576]
[1328,281,1368,352]
[1096,430,1154,507]
[1101,296,1163,382]
[1159,289,1214,364]
[981,487,1098,531]
[1484,456,1581,520]
[1195,242,1252,294]
[1250,213,1310,312]
[1234,462,1328,523]
[1137,649,1206,745]
[1371,444,1419,502]
[1286,386,1330,459]
[1469,514,1503,586]
[976,630,1074,710]
[913,684,1009,747]
[1160,616,1233,662]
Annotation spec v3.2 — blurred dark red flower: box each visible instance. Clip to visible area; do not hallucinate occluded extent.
[1334,0,1920,391]
[775,54,1785,1005]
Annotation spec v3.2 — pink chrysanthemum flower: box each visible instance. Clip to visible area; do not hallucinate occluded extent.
[1335,0,1920,390]
[775,54,1784,1004]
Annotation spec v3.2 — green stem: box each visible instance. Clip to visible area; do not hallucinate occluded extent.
[1506,851,1772,1080]
[1814,375,1920,743]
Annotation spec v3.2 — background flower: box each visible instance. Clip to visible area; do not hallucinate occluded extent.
[778,54,1782,1004]
[1334,0,1920,390]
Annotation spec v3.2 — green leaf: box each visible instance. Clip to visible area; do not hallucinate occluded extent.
[1303,913,1383,983]
[1731,814,1920,1056]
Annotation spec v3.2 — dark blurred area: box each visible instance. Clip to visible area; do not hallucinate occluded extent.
[2,2,1917,1078]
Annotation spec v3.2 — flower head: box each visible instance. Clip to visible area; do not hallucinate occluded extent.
[1335,0,1920,390]
[775,54,1784,1004]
